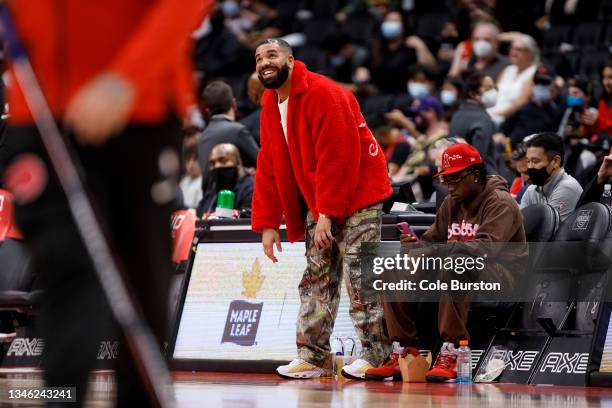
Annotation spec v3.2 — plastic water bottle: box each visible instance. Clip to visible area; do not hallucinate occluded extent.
[456,340,472,383]
[601,184,612,208]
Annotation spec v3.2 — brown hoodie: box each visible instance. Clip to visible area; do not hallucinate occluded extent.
[422,175,526,248]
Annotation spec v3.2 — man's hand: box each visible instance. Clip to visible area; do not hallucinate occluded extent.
[64,72,135,146]
[400,233,418,243]
[597,148,612,184]
[262,228,282,263]
[314,216,335,250]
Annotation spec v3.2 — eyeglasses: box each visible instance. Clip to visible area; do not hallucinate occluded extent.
[439,171,470,185]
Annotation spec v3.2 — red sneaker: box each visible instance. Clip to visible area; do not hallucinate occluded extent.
[365,347,420,381]
[426,342,457,382]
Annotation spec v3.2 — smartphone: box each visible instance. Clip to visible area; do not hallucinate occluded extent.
[397,222,418,239]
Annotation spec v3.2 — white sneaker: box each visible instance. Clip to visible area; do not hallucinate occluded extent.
[341,358,374,380]
[276,358,331,379]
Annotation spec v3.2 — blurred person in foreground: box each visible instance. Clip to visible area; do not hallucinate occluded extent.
[1,1,213,406]
[251,38,393,380]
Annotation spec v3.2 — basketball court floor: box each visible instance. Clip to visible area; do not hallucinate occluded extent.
[0,371,612,407]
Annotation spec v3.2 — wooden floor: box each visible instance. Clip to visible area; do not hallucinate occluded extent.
[1,371,612,407]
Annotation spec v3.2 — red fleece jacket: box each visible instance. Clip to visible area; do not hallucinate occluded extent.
[251,61,392,242]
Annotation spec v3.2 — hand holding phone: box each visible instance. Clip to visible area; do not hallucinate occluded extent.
[397,222,419,242]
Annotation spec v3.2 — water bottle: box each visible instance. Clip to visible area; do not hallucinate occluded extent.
[456,340,472,383]
[601,184,612,208]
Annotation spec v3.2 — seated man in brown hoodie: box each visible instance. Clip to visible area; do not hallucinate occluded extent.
[366,143,526,382]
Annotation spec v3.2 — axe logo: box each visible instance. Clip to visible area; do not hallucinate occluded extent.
[97,341,120,360]
[6,338,45,357]
[539,352,589,374]
[489,349,539,371]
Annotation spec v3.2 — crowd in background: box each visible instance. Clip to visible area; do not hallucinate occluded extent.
[176,0,612,213]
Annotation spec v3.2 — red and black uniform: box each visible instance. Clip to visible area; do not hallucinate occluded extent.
[2,1,212,405]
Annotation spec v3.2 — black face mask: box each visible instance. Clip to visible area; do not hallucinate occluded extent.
[210,166,239,191]
[526,165,550,186]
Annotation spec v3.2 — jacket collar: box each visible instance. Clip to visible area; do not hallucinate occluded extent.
[261,60,309,109]
[540,168,566,197]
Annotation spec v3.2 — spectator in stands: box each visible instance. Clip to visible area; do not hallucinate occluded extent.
[577,146,612,207]
[193,9,253,81]
[439,77,462,117]
[500,66,564,148]
[179,145,203,210]
[559,76,598,139]
[197,143,253,218]
[509,143,530,203]
[593,62,612,137]
[368,11,437,94]
[387,97,449,197]
[322,34,370,86]
[367,143,525,383]
[405,64,439,100]
[488,34,539,125]
[198,81,259,190]
[239,72,265,145]
[559,77,599,181]
[520,132,583,220]
[448,71,498,174]
[448,21,509,81]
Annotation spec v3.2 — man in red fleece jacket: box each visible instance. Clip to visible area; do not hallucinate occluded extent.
[251,39,393,380]
[2,1,212,405]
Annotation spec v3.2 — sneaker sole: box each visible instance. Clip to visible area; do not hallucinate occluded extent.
[341,369,368,380]
[365,373,402,381]
[276,370,330,380]
[426,375,454,383]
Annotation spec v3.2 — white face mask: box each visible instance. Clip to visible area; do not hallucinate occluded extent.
[408,82,430,99]
[472,40,493,58]
[440,90,457,106]
[481,88,498,108]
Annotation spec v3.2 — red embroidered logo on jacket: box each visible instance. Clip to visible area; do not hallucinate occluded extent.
[447,220,479,241]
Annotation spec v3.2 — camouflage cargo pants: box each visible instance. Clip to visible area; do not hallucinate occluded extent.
[297,203,390,368]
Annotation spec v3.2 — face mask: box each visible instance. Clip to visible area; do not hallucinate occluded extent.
[211,166,239,191]
[481,88,498,108]
[567,95,584,108]
[532,85,551,103]
[526,165,550,186]
[408,82,430,99]
[472,40,493,58]
[381,21,402,40]
[222,1,240,17]
[440,90,457,106]
[330,55,346,67]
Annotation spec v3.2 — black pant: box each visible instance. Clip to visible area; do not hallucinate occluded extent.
[3,120,181,406]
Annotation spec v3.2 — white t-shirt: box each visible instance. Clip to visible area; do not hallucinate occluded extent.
[278,97,289,143]
[488,64,537,125]
[179,176,203,209]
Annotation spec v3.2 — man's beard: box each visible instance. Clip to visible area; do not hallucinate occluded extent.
[258,63,290,89]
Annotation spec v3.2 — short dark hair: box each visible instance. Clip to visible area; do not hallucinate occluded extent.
[468,163,488,186]
[525,132,565,163]
[256,38,293,55]
[461,71,487,101]
[511,143,527,161]
[203,81,234,115]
